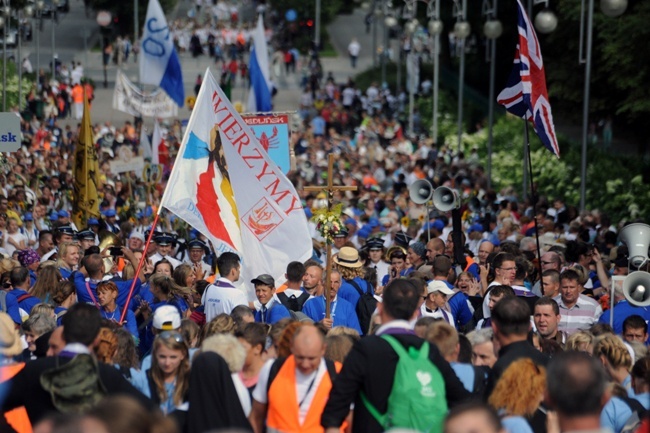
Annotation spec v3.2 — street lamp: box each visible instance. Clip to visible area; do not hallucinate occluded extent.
[51,0,59,80]
[579,0,626,211]
[482,0,502,189]
[35,0,43,85]
[1,2,9,111]
[17,4,34,112]
[452,0,470,154]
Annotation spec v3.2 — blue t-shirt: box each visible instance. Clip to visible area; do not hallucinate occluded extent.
[100,305,139,339]
[254,301,291,324]
[598,301,650,335]
[302,296,362,335]
[73,272,142,310]
[8,288,40,316]
[451,362,476,393]
[338,277,372,308]
[447,291,473,327]
[601,393,650,433]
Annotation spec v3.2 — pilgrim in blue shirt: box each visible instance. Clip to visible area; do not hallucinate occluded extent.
[302,296,363,335]
[254,298,291,324]
[338,277,373,307]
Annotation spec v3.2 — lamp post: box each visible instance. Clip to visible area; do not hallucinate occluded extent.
[427,2,442,143]
[51,0,59,79]
[314,0,321,51]
[17,4,34,112]
[578,0,626,211]
[453,0,470,154]
[382,2,398,87]
[482,0,502,190]
[35,0,42,86]
[1,2,9,111]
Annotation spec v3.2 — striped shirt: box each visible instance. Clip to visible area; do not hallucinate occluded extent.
[553,294,603,336]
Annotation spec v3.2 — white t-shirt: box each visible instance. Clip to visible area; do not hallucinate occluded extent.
[232,372,252,416]
[253,358,326,425]
[202,278,249,321]
[4,232,27,256]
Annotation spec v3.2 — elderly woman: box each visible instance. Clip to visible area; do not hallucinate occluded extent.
[21,312,57,359]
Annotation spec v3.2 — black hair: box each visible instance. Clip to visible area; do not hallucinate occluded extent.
[382,279,420,321]
[62,303,102,346]
[286,261,306,283]
[216,252,240,277]
[492,296,531,336]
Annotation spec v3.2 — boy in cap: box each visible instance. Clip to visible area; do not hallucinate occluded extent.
[252,274,290,324]
[421,280,456,327]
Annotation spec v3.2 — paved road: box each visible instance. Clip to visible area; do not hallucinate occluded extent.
[24,1,376,132]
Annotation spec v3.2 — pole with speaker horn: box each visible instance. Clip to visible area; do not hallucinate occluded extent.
[620,223,650,308]
[409,179,434,241]
[431,186,465,267]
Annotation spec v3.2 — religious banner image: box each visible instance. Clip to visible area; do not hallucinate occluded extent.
[242,114,291,174]
[109,145,146,174]
[112,70,179,118]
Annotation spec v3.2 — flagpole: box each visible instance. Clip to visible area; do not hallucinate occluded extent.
[119,212,161,324]
[523,120,543,280]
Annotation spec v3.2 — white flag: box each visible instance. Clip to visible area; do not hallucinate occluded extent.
[160,69,311,292]
[151,119,162,165]
[140,125,152,159]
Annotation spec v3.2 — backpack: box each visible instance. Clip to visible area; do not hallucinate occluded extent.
[277,291,310,312]
[267,356,338,394]
[472,365,489,398]
[0,290,6,313]
[39,354,107,414]
[360,335,447,433]
[619,395,649,433]
[348,279,377,334]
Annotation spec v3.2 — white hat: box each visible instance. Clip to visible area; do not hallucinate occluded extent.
[129,231,145,242]
[427,280,455,296]
[152,305,181,331]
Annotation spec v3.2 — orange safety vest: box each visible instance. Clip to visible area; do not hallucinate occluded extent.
[266,356,343,433]
[1,363,32,433]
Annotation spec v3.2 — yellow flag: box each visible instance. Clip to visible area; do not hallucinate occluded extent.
[72,94,100,229]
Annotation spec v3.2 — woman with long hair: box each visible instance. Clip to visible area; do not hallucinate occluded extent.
[94,327,119,364]
[51,280,76,325]
[132,331,190,425]
[29,265,62,302]
[488,358,546,433]
[595,334,637,433]
[149,273,191,318]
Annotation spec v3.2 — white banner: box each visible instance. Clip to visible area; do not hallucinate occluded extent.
[112,70,179,118]
[160,68,312,296]
[109,145,145,174]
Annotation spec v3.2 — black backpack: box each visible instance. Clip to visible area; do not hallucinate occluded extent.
[619,395,649,433]
[348,279,377,334]
[277,291,310,312]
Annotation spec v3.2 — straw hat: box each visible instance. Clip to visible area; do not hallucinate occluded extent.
[332,247,364,268]
[0,312,23,357]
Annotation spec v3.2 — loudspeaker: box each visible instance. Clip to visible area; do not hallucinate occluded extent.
[622,271,650,307]
[620,223,650,268]
[432,186,460,212]
[409,180,434,205]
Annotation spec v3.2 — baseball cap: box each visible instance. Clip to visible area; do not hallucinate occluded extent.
[251,274,275,287]
[129,231,145,242]
[87,218,100,226]
[23,212,33,222]
[152,305,182,331]
[103,209,117,218]
[427,280,455,296]
[58,210,70,218]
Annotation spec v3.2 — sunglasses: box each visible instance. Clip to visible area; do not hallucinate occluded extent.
[158,331,185,344]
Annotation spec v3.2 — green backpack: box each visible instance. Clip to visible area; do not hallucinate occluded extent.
[360,335,448,433]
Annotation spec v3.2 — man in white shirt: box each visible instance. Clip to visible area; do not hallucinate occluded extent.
[420,280,456,327]
[202,252,247,321]
[184,239,213,277]
[348,38,361,68]
[148,233,181,268]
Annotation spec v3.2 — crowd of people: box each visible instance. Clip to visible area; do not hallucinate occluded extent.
[1,2,649,433]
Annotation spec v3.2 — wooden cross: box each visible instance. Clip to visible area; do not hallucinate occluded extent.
[304,154,357,318]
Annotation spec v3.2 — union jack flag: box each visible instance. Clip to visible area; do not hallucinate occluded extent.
[497,0,560,158]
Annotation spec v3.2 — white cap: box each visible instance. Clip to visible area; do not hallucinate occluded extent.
[427,280,455,296]
[152,305,181,330]
[129,231,145,242]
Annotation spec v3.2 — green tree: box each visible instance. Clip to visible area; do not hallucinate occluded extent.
[0,61,34,110]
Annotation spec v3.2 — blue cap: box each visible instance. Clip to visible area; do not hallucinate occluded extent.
[87,218,99,225]
[58,210,70,218]
[344,218,356,227]
[468,223,483,234]
[23,212,33,222]
[49,212,59,221]
[104,209,117,218]
[368,218,380,228]
[432,219,445,231]
[357,227,371,239]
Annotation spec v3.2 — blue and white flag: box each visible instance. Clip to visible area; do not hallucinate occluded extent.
[247,15,272,113]
[139,0,184,107]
